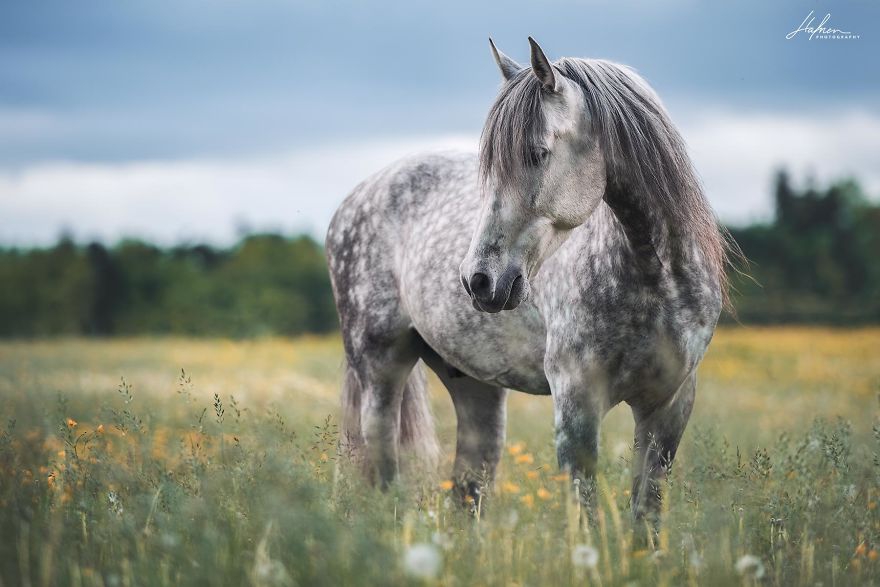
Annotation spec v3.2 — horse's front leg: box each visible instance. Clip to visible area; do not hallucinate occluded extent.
[547,360,606,510]
[630,373,695,540]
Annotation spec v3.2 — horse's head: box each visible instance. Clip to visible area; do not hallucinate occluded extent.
[461,38,606,313]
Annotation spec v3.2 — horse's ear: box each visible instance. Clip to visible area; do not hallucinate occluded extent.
[528,37,558,92]
[489,38,522,81]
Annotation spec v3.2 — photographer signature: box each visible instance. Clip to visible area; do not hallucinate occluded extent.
[786,11,856,40]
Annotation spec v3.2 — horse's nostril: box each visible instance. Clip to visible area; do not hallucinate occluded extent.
[503,275,524,310]
[469,272,491,299]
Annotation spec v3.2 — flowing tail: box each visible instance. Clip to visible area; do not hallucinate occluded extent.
[340,360,440,472]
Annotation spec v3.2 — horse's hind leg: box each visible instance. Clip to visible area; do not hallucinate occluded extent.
[347,329,422,488]
[630,373,696,537]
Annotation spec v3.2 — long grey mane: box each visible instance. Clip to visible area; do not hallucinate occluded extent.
[479,57,731,304]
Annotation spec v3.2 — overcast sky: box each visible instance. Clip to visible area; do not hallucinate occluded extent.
[1,0,878,246]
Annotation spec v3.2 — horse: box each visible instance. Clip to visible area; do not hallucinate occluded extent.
[325,37,729,528]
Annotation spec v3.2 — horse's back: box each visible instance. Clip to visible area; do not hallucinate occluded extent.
[327,151,476,247]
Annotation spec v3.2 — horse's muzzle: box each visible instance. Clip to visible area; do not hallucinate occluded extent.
[461,268,528,313]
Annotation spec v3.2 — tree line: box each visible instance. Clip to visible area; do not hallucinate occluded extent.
[0,171,877,337]
[0,234,337,337]
[726,171,879,324]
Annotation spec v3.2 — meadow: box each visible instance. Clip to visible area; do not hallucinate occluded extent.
[0,327,878,586]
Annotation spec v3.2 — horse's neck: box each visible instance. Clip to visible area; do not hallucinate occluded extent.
[599,182,698,281]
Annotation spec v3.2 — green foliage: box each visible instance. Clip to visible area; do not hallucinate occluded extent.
[0,233,336,337]
[728,171,880,324]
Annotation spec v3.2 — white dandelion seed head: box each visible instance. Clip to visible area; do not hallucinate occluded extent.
[431,531,455,551]
[403,543,442,580]
[160,532,180,549]
[505,509,519,529]
[571,544,599,568]
[735,554,765,578]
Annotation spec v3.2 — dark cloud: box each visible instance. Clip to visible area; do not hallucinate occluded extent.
[1,0,877,167]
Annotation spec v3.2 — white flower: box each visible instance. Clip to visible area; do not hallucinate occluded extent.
[689,551,704,570]
[571,544,599,569]
[403,543,443,580]
[735,554,765,579]
[107,491,124,517]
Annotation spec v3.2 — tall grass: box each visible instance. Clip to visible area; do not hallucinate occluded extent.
[0,329,878,585]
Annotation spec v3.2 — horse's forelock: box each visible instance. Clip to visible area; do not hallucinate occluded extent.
[479,70,547,188]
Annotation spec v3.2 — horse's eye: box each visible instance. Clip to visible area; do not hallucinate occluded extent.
[529,147,550,166]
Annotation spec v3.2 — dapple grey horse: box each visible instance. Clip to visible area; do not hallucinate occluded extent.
[326,38,729,526]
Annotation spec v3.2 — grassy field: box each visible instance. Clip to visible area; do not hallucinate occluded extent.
[1,328,879,586]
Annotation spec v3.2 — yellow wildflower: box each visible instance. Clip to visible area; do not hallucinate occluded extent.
[501,482,520,494]
[521,494,534,508]
[551,473,569,482]
[526,470,539,480]
[96,424,105,435]
[868,549,878,561]
[536,487,551,500]
[514,454,534,465]
[66,418,77,429]
[508,442,525,456]
[439,480,455,491]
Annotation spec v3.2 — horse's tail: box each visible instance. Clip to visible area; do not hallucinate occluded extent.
[399,363,441,470]
[340,360,440,472]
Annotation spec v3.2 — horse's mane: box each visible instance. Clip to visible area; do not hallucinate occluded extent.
[479,57,733,307]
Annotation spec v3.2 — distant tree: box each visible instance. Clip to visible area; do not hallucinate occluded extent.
[86,242,121,335]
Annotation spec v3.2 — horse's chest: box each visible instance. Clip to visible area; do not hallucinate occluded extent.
[535,263,716,402]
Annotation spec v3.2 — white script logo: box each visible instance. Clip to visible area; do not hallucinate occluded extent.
[786,11,860,40]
